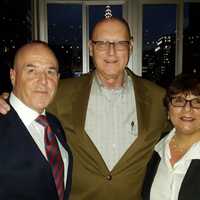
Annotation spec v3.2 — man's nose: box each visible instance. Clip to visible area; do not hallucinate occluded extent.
[38,71,48,84]
[107,43,117,55]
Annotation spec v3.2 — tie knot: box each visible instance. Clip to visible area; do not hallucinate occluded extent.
[35,115,49,128]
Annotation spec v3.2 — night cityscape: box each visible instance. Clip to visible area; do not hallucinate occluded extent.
[0,1,200,92]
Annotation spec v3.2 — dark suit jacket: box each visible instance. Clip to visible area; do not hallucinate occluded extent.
[48,68,168,200]
[142,151,200,200]
[0,107,73,200]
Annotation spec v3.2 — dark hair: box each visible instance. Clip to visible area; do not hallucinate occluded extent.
[163,73,200,109]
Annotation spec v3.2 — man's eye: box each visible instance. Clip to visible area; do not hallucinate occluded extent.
[175,98,184,102]
[27,68,35,73]
[47,69,57,76]
[97,41,106,47]
[193,98,200,104]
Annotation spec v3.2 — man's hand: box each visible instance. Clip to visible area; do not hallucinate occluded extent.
[0,92,10,114]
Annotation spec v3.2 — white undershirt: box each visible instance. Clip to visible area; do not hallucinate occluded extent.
[9,92,69,187]
[150,128,200,200]
[85,72,138,171]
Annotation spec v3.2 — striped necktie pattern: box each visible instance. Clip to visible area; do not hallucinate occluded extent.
[36,115,64,200]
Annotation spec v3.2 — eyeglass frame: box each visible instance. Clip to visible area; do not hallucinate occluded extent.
[170,96,200,109]
[91,40,131,51]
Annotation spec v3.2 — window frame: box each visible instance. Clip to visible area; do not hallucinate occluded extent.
[137,0,182,76]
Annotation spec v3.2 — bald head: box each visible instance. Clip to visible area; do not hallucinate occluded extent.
[13,41,58,70]
[91,17,132,40]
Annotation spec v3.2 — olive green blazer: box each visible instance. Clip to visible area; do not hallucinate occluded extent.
[48,69,168,200]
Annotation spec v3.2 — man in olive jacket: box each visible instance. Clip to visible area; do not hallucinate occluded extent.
[48,17,168,200]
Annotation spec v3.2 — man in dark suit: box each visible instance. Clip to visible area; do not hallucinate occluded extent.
[0,41,72,200]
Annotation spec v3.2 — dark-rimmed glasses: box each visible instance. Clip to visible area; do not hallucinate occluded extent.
[170,96,200,109]
[92,40,130,51]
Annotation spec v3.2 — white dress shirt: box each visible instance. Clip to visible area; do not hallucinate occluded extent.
[85,72,138,171]
[9,92,69,187]
[150,128,200,200]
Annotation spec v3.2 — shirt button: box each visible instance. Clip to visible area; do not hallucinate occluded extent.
[106,174,112,181]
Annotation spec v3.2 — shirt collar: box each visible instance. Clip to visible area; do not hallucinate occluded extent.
[9,92,45,127]
[155,128,200,160]
[155,128,176,159]
[94,70,129,91]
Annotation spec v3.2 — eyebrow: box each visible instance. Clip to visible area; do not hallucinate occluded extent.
[26,64,36,68]
[25,64,58,71]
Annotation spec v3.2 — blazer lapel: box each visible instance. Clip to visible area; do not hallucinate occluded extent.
[72,73,93,135]
[141,151,160,200]
[142,156,200,200]
[71,72,110,173]
[9,108,50,164]
[179,159,200,200]
[7,108,57,192]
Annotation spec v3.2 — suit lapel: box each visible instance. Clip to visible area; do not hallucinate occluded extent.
[179,159,200,200]
[47,113,67,149]
[7,108,57,192]
[8,107,49,164]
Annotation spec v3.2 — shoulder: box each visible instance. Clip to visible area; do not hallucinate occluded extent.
[0,108,14,124]
[58,72,93,89]
[127,68,166,96]
[55,72,92,98]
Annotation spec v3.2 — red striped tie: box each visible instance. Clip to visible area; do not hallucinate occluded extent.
[36,115,64,200]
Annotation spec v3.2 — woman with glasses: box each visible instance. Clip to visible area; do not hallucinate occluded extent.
[142,73,200,200]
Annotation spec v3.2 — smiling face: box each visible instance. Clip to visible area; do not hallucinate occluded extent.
[169,93,200,137]
[89,18,133,88]
[10,43,59,113]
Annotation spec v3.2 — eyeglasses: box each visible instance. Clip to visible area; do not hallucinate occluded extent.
[170,96,200,109]
[92,40,130,51]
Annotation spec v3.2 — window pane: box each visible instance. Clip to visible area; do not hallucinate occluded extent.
[89,5,123,71]
[48,4,82,78]
[183,2,200,74]
[142,5,176,87]
[0,0,32,93]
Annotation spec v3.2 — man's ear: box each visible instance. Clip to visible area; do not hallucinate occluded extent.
[129,37,134,53]
[57,72,60,80]
[88,40,93,57]
[10,68,16,87]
